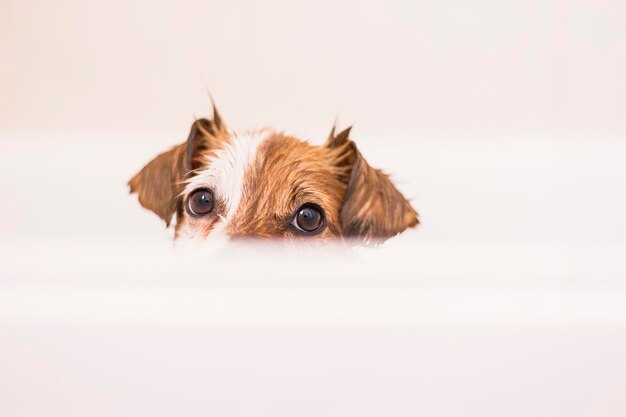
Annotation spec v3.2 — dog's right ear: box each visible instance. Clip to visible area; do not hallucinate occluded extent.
[128,113,226,226]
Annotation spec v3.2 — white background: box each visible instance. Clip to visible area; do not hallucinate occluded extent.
[1,1,626,416]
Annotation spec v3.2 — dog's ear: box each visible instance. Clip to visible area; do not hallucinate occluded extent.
[326,126,419,243]
[128,112,226,226]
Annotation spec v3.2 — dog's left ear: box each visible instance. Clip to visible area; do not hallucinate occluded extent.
[326,126,419,243]
[128,110,226,226]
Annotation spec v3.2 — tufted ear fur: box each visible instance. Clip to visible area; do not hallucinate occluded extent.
[326,126,419,243]
[128,110,226,226]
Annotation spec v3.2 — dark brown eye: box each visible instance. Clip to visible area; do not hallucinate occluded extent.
[292,204,324,233]
[187,188,214,216]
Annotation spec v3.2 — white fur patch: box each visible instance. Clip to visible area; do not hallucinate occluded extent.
[175,221,231,251]
[184,129,272,221]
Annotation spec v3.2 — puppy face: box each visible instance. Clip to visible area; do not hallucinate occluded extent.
[129,109,418,244]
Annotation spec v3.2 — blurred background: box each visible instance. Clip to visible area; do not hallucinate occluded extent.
[1,1,626,416]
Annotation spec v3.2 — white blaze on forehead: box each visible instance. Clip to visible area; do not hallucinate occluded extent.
[184,129,272,220]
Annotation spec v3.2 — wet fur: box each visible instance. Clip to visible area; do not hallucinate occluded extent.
[129,108,418,244]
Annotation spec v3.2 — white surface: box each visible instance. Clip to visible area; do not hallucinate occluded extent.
[2,0,626,134]
[1,131,626,416]
[2,0,626,415]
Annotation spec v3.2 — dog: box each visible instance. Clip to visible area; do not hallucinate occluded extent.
[129,106,418,244]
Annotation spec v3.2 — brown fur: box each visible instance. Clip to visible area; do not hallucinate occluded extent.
[227,132,350,240]
[129,110,419,244]
[326,128,419,242]
[128,115,228,227]
[128,142,186,226]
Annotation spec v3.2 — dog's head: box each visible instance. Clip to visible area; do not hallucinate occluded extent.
[129,108,418,244]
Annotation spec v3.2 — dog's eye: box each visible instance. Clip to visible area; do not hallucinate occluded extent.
[292,204,324,234]
[187,188,214,216]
